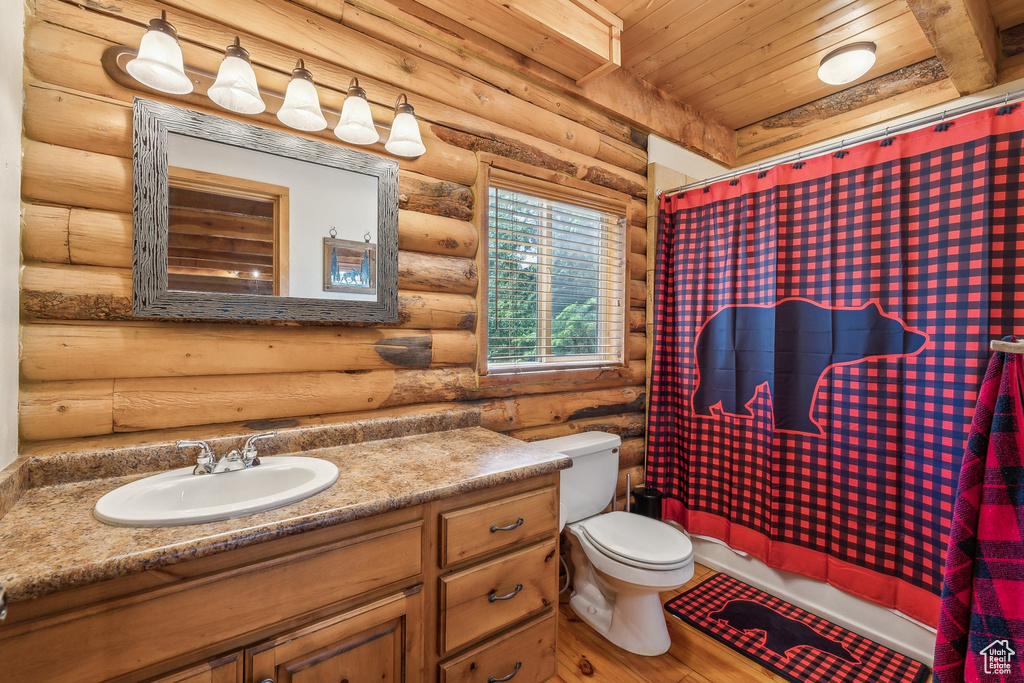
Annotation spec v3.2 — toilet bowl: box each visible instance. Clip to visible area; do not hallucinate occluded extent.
[533,432,693,656]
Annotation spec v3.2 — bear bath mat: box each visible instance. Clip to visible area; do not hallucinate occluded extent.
[665,573,929,683]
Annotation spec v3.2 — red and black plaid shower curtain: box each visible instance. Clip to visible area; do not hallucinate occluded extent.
[648,104,1024,626]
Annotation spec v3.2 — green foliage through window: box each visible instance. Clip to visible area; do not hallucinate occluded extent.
[486,183,626,372]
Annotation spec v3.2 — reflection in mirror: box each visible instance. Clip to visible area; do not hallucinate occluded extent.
[167,168,289,296]
[132,98,399,322]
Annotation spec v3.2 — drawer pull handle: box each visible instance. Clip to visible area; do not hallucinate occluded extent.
[489,583,523,602]
[0,584,6,621]
[488,661,522,682]
[490,517,524,533]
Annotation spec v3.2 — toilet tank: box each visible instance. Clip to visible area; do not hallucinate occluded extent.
[531,431,622,524]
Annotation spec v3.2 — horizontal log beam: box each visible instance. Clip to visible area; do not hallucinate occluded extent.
[333,0,735,165]
[21,139,473,223]
[630,279,646,308]
[480,385,645,432]
[20,322,476,380]
[21,401,476,457]
[508,412,645,441]
[630,226,646,255]
[397,251,477,294]
[23,204,476,267]
[21,366,481,437]
[628,333,645,361]
[907,0,998,95]
[20,379,115,441]
[23,77,478,187]
[737,78,959,164]
[329,0,643,153]
[628,309,645,334]
[431,124,645,199]
[21,262,477,329]
[37,0,644,178]
[738,59,948,151]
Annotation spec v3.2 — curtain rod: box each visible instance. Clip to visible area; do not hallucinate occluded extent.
[660,87,1024,198]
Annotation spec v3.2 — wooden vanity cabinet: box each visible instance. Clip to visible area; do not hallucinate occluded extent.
[0,472,562,683]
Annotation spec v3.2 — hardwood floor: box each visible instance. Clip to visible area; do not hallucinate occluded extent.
[550,563,933,683]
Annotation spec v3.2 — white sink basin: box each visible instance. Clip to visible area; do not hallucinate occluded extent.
[94,456,339,527]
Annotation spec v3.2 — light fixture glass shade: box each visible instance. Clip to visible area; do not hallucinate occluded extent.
[208,38,265,114]
[276,59,327,131]
[385,94,426,157]
[817,42,877,85]
[335,78,379,145]
[126,14,193,95]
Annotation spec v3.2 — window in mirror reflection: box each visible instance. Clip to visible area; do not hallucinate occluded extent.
[167,168,289,296]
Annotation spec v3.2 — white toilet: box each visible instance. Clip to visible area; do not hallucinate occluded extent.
[534,431,693,656]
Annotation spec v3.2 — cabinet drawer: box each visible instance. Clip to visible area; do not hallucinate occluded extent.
[146,651,242,683]
[439,611,556,683]
[440,486,557,567]
[439,537,558,654]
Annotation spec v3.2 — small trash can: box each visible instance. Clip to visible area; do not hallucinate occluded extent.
[631,486,664,519]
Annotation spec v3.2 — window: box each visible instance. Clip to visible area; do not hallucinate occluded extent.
[479,162,629,383]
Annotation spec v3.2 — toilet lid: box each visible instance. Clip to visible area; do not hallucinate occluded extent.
[578,511,693,570]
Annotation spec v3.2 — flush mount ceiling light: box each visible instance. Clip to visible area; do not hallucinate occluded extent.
[126,11,193,95]
[334,77,379,145]
[817,42,877,86]
[208,37,265,115]
[277,59,328,132]
[384,94,426,158]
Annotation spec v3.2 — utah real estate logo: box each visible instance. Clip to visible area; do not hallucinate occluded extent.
[980,639,1016,675]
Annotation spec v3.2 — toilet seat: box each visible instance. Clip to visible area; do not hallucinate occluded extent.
[576,511,692,571]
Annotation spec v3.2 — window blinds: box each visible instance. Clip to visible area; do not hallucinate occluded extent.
[485,181,627,373]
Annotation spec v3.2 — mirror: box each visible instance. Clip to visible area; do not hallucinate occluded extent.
[133,98,399,322]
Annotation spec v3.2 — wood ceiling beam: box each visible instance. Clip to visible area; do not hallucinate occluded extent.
[906,0,999,94]
[308,0,736,165]
[735,58,957,163]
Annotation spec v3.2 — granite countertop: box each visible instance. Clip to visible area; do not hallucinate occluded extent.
[0,427,571,602]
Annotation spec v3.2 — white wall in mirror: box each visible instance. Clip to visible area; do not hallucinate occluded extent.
[168,133,379,301]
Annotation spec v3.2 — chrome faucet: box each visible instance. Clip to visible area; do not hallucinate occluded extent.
[177,432,277,475]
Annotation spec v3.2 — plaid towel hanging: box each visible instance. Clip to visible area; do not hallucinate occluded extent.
[934,336,1024,682]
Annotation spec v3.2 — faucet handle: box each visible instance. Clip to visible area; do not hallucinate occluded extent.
[177,439,214,459]
[178,439,215,474]
[243,431,277,454]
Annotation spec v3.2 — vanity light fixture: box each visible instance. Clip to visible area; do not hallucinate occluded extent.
[384,93,426,158]
[277,59,328,132]
[125,11,193,95]
[334,77,379,145]
[208,37,265,115]
[111,22,426,158]
[817,42,877,85]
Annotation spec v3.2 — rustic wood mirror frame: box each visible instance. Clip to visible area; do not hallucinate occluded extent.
[132,98,399,322]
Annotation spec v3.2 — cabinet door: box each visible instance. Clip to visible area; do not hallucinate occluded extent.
[248,588,422,683]
[147,651,243,683]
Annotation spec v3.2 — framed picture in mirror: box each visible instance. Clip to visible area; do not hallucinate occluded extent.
[323,234,376,296]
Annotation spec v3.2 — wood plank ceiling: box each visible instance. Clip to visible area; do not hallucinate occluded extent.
[407,0,1024,165]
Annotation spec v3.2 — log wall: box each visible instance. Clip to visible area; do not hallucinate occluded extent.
[19,0,649,483]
